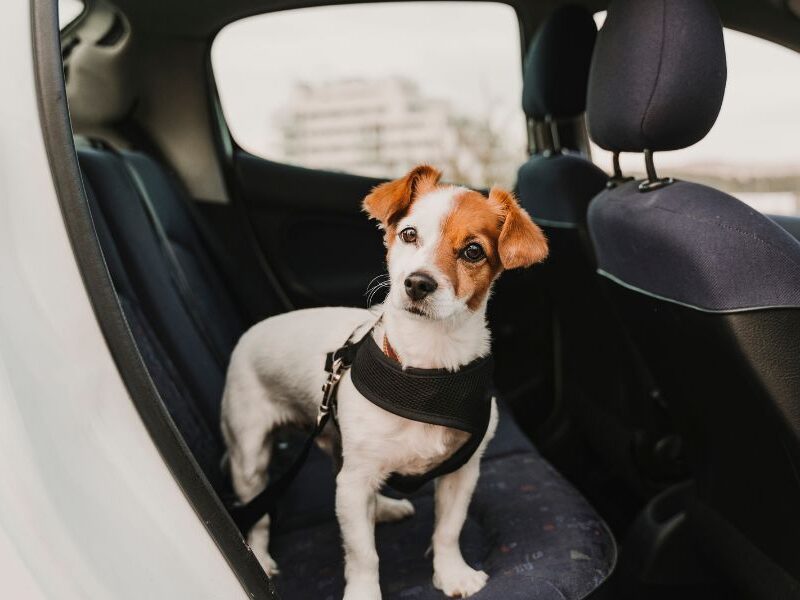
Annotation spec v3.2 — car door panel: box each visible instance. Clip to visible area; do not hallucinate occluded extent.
[233,151,387,308]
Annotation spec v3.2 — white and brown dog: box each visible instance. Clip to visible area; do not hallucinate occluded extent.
[221,165,548,599]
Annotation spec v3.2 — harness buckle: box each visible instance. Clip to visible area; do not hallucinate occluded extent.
[318,357,345,426]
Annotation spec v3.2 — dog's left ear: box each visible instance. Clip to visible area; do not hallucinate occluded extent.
[491,187,549,269]
[363,165,442,227]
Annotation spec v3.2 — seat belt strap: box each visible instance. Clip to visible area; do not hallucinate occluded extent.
[119,156,229,371]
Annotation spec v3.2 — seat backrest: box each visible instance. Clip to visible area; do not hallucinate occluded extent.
[82,172,227,489]
[586,0,800,594]
[120,151,246,362]
[78,147,247,453]
[518,4,607,228]
[516,5,677,492]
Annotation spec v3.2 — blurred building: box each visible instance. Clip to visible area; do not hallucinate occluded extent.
[274,78,521,187]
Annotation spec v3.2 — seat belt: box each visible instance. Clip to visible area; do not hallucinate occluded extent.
[119,156,230,371]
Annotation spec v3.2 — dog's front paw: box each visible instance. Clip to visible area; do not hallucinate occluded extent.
[375,495,415,523]
[252,547,280,577]
[433,559,488,598]
[343,579,382,600]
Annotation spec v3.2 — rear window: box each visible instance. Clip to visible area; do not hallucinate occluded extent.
[211,2,525,189]
[59,0,84,29]
[591,15,800,217]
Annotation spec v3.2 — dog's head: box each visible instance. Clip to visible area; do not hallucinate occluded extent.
[363,165,548,321]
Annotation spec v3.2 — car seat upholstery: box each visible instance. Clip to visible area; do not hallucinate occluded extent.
[82,176,229,490]
[77,146,615,598]
[516,5,679,497]
[586,0,800,597]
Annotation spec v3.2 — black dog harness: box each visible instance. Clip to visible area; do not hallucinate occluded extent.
[230,323,494,533]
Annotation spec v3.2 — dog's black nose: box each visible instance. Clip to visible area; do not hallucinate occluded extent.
[404,272,438,301]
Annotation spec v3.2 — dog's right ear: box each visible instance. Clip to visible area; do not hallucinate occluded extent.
[363,165,441,228]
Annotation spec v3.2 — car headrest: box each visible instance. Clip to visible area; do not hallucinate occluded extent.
[65,8,137,141]
[587,0,727,152]
[522,4,597,121]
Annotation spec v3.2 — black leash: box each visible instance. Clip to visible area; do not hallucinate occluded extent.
[228,327,366,533]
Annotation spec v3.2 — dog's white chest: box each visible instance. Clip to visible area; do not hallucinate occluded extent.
[338,386,470,477]
[392,420,470,476]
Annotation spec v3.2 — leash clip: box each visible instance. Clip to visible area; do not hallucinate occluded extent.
[318,357,345,426]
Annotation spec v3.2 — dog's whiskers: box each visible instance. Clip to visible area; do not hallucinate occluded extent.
[364,273,390,292]
[366,282,390,307]
[366,280,390,307]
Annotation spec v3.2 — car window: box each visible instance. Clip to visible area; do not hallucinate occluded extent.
[212,2,525,189]
[59,0,84,29]
[591,13,800,217]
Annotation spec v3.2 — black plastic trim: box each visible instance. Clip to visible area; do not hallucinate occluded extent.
[31,1,276,597]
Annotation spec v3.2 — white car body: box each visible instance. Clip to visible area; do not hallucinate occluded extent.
[0,2,250,598]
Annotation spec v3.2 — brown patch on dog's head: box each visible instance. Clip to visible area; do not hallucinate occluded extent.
[435,186,548,310]
[362,165,442,244]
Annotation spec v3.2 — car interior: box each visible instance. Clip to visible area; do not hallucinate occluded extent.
[52,0,800,598]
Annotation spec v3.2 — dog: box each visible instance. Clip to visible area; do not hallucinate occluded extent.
[221,165,548,599]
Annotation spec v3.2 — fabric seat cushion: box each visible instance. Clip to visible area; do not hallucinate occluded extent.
[270,407,616,600]
[272,398,535,534]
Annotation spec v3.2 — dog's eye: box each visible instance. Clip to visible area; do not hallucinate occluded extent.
[399,227,417,244]
[461,243,486,263]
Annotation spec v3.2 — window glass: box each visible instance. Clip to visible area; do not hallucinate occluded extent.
[591,13,800,216]
[212,2,525,188]
[59,0,84,29]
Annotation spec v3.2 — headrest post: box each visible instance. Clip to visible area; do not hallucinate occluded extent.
[606,152,634,189]
[644,149,658,181]
[639,149,674,192]
[545,115,561,154]
[527,119,538,155]
[613,152,624,179]
[538,121,555,157]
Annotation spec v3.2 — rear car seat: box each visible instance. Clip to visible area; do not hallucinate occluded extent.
[516,5,681,505]
[77,145,616,599]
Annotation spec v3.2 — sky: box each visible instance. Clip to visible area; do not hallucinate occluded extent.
[212,2,800,176]
[212,2,527,159]
[59,0,84,28]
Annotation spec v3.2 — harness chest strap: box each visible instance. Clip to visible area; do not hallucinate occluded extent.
[349,334,493,493]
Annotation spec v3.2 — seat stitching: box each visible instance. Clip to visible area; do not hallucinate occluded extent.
[651,204,800,271]
[639,0,666,146]
[544,579,568,600]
